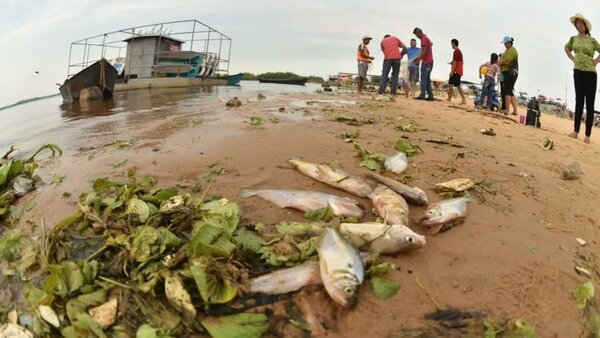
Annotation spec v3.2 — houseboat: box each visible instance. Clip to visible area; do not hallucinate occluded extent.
[59,19,240,102]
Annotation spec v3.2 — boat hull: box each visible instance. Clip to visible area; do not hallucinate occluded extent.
[258,78,307,85]
[114,77,227,92]
[59,59,117,102]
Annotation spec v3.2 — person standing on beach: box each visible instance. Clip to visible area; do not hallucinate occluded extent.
[477,53,500,110]
[357,35,375,94]
[405,39,421,98]
[497,36,519,115]
[413,28,434,101]
[378,34,407,96]
[565,13,600,143]
[445,39,466,104]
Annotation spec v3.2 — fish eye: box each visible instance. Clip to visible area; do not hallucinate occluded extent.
[406,236,414,243]
[343,286,354,295]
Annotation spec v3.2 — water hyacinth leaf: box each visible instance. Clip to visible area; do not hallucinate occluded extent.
[304,207,335,222]
[573,281,595,310]
[512,319,536,338]
[394,139,417,156]
[136,324,174,338]
[275,221,315,236]
[367,262,396,277]
[155,188,179,202]
[127,198,151,223]
[66,289,107,321]
[258,238,301,267]
[189,257,238,304]
[353,142,386,171]
[198,163,226,180]
[201,313,269,338]
[200,201,240,236]
[296,236,319,259]
[233,228,266,253]
[360,159,382,171]
[249,116,263,126]
[164,274,196,323]
[188,224,236,258]
[396,123,416,132]
[42,260,98,298]
[129,226,182,264]
[133,295,182,332]
[60,313,107,338]
[370,276,400,300]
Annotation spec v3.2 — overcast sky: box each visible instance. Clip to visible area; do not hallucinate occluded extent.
[0,0,599,109]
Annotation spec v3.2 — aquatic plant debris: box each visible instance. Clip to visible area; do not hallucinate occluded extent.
[394,139,418,156]
[353,142,386,171]
[197,163,225,180]
[249,116,263,126]
[370,276,400,300]
[573,281,595,310]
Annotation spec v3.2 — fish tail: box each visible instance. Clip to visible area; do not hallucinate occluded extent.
[240,189,258,198]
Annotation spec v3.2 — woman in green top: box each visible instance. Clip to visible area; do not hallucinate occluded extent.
[564,13,600,143]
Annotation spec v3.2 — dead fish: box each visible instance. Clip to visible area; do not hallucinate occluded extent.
[340,222,426,254]
[240,189,364,218]
[317,228,364,308]
[249,261,321,294]
[370,172,428,206]
[368,185,409,225]
[384,152,408,174]
[434,178,474,193]
[422,197,469,234]
[289,158,372,197]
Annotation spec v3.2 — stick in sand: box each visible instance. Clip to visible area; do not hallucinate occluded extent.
[415,277,444,311]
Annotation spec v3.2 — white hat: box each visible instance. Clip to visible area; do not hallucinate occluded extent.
[570,13,592,32]
[362,35,372,40]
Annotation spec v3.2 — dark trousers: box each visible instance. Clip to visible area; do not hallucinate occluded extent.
[573,69,597,137]
[500,80,506,110]
[379,59,401,95]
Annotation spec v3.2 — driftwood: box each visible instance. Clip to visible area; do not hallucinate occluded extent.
[425,139,465,148]
[1,146,16,160]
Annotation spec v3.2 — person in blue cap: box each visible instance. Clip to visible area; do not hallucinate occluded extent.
[497,36,519,115]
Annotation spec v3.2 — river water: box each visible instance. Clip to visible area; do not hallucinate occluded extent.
[0,81,320,152]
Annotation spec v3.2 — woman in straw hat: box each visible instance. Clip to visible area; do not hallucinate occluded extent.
[565,13,600,143]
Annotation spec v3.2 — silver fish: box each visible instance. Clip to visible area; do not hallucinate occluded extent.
[370,172,428,206]
[368,185,410,225]
[422,197,469,234]
[384,152,408,174]
[249,261,321,294]
[317,228,364,308]
[240,189,364,218]
[289,158,372,197]
[340,222,426,254]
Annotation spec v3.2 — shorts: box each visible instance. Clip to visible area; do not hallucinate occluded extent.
[408,64,419,82]
[502,71,517,96]
[357,62,368,78]
[449,73,461,87]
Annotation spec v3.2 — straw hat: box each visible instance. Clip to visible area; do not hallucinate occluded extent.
[570,13,592,32]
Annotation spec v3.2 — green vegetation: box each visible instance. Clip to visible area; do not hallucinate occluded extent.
[242,72,323,83]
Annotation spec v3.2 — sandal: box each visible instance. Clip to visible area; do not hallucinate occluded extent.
[568,132,578,139]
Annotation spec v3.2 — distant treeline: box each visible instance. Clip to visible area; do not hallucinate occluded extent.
[0,94,59,112]
[242,72,324,83]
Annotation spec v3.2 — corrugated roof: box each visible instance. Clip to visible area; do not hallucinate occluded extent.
[122,34,185,43]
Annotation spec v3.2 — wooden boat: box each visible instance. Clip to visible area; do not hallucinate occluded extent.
[258,78,307,85]
[59,58,117,102]
[222,72,242,85]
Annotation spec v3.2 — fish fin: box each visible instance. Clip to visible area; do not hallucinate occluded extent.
[239,189,258,198]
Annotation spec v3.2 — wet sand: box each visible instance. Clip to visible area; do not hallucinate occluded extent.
[10,87,600,337]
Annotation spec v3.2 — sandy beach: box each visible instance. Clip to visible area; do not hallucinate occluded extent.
[5,85,600,337]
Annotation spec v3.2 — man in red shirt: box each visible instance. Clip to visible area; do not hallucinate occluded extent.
[412,28,434,101]
[378,34,408,96]
[445,39,467,104]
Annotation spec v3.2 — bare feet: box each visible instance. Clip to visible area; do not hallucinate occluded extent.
[569,132,578,139]
[511,111,518,116]
[584,137,591,143]
[459,101,467,105]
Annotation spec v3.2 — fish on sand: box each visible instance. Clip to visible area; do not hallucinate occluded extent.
[368,184,410,225]
[340,222,426,254]
[422,197,469,234]
[240,189,364,218]
[317,228,364,307]
[249,261,321,294]
[289,158,372,197]
[370,172,428,206]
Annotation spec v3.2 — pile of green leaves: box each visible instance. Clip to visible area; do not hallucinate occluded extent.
[394,139,418,156]
[0,170,276,337]
[353,142,386,171]
[0,144,62,224]
[573,281,600,337]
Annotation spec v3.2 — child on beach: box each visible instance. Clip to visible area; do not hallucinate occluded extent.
[477,53,500,109]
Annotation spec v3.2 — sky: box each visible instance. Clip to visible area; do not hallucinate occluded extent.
[0,0,599,109]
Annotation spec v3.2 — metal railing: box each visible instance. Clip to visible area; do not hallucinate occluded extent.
[65,19,232,80]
